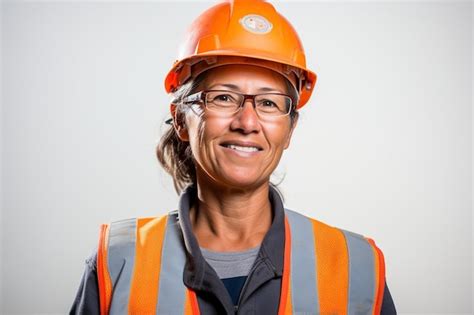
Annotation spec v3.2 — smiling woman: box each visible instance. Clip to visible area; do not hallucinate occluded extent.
[166,65,299,195]
[71,1,396,314]
[158,64,300,194]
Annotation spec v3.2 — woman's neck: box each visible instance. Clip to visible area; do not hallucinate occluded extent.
[189,178,273,252]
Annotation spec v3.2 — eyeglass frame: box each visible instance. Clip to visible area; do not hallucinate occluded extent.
[178,89,297,118]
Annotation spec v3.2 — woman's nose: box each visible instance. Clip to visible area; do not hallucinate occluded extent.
[229,100,261,134]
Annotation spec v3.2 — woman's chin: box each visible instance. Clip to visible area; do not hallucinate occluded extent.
[214,168,270,189]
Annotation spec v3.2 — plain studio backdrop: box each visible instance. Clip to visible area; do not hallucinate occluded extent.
[1,0,472,314]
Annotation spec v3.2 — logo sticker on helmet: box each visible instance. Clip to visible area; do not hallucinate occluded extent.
[239,14,273,35]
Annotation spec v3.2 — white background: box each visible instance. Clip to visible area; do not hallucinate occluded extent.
[1,0,472,314]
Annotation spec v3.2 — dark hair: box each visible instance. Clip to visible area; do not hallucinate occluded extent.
[156,70,300,194]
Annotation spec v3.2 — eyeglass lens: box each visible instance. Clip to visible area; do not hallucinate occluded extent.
[205,90,291,116]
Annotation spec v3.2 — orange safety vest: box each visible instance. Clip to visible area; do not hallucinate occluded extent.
[97,209,385,314]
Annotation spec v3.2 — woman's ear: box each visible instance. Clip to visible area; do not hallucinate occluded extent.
[170,103,189,142]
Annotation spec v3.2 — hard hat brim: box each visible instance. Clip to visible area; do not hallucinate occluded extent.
[164,51,317,109]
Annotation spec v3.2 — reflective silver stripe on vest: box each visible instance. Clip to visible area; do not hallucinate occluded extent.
[341,230,376,314]
[156,211,187,314]
[285,209,320,313]
[107,218,137,314]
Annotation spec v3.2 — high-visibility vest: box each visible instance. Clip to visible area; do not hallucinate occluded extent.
[97,209,386,315]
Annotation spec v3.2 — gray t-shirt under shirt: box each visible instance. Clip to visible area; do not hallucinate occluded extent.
[200,245,261,279]
[200,245,261,305]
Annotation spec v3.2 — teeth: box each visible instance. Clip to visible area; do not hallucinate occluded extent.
[225,144,259,152]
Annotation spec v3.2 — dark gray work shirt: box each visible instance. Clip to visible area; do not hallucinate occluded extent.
[70,185,397,314]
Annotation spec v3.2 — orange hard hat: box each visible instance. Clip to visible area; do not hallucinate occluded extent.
[164,0,317,109]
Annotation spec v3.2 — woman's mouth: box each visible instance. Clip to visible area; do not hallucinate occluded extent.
[222,144,260,153]
[219,140,264,155]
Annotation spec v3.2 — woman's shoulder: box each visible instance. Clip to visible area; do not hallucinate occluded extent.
[102,210,178,229]
[284,208,347,232]
[98,211,179,251]
[284,208,377,245]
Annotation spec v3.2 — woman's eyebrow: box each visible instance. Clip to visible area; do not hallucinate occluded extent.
[257,86,282,93]
[208,83,240,90]
[208,83,283,93]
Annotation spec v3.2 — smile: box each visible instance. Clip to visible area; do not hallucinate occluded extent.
[223,144,260,152]
[219,140,264,155]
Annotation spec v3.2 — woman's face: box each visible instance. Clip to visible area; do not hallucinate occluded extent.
[176,64,298,190]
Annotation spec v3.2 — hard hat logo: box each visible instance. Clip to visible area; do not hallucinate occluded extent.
[239,14,273,35]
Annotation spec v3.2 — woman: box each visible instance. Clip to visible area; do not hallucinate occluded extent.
[71,0,396,314]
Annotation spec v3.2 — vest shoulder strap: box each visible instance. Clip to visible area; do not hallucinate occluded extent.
[97,215,167,314]
[284,209,385,315]
[96,211,199,315]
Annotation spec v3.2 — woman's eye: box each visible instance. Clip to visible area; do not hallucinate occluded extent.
[262,100,277,107]
[216,94,232,102]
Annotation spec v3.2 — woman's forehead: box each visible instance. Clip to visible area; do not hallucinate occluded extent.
[201,64,289,92]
